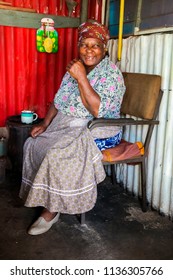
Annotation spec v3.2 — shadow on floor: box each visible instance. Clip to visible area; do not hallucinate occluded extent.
[0,171,173,260]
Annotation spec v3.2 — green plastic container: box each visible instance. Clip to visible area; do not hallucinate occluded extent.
[36,18,58,53]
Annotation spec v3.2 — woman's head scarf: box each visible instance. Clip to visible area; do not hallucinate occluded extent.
[78,21,110,45]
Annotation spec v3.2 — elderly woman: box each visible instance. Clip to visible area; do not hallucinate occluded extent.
[19,21,125,235]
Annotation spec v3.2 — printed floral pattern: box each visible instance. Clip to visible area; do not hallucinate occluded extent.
[54,56,125,120]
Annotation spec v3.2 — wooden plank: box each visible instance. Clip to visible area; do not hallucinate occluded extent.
[80,0,88,23]
[0,1,12,5]
[0,9,80,29]
[0,5,36,12]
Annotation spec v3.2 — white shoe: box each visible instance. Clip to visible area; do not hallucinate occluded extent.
[28,213,60,235]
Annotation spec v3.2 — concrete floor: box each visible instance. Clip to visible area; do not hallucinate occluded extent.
[0,171,173,260]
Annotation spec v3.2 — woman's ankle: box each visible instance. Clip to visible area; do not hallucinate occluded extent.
[41,208,57,221]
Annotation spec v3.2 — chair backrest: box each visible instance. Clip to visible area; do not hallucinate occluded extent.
[121,72,162,119]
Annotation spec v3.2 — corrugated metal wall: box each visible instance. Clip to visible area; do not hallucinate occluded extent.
[108,34,173,219]
[0,0,102,126]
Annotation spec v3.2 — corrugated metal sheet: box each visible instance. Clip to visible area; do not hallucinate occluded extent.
[0,0,102,126]
[140,0,173,30]
[108,33,173,218]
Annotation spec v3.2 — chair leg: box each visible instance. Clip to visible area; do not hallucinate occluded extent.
[80,213,86,225]
[141,160,147,212]
[110,164,116,185]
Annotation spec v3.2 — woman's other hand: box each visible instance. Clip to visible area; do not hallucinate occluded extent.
[30,123,47,138]
[30,103,58,138]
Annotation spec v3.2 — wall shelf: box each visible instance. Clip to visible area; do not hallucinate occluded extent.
[0,9,80,29]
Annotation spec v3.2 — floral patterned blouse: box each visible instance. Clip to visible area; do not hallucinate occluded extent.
[54,56,125,120]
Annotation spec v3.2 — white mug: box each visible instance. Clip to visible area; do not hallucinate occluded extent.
[21,110,38,124]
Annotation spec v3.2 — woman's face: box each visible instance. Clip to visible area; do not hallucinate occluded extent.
[78,38,106,73]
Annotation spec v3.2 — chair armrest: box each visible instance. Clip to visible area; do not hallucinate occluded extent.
[87,118,159,131]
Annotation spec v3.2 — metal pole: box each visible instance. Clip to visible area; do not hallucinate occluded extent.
[135,0,143,33]
[105,0,110,27]
[117,0,125,61]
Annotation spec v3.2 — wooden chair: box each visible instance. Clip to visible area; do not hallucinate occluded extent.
[80,72,163,224]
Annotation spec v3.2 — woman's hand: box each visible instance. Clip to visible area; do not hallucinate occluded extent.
[66,59,86,81]
[66,59,100,117]
[30,103,58,138]
[30,122,47,138]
